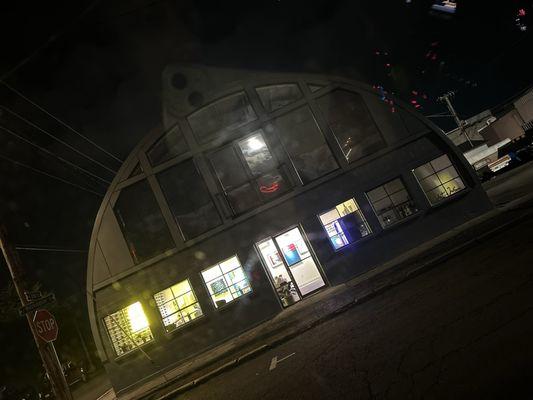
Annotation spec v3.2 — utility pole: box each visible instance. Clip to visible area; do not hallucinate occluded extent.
[0,226,73,400]
[438,91,474,148]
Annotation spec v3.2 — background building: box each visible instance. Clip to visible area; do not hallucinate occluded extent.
[87,65,492,395]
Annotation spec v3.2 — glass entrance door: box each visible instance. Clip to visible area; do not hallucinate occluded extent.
[274,227,325,296]
[257,226,326,307]
[256,238,301,307]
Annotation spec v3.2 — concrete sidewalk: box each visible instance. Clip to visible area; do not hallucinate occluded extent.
[113,190,533,400]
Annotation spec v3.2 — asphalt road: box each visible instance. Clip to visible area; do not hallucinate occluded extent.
[176,208,533,399]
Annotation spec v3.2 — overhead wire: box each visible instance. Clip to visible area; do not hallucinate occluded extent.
[0,124,111,185]
[0,153,104,197]
[0,105,118,174]
[14,246,87,253]
[0,82,123,164]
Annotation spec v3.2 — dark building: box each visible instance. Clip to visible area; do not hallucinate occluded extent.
[87,65,492,395]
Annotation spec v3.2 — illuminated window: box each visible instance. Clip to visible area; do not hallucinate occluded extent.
[413,155,465,205]
[210,129,290,215]
[103,302,154,357]
[201,256,252,308]
[318,199,371,250]
[366,179,418,228]
[153,279,203,333]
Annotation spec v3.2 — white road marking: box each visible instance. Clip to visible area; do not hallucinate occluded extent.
[269,352,296,371]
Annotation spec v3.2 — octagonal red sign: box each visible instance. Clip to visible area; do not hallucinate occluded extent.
[33,309,58,342]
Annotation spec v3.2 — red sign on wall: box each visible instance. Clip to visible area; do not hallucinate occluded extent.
[33,309,58,343]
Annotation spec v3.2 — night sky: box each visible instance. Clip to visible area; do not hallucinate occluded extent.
[1,0,532,385]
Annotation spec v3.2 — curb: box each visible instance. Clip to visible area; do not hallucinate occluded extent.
[148,198,533,400]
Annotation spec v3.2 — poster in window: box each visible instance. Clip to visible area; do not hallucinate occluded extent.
[282,243,301,266]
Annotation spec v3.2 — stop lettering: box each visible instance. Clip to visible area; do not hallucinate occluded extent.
[33,309,58,342]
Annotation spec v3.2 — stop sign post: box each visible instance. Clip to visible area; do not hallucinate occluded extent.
[33,309,59,342]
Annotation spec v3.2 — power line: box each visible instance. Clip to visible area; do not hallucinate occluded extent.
[0,124,111,185]
[15,246,87,253]
[1,105,117,174]
[0,81,123,164]
[0,153,104,197]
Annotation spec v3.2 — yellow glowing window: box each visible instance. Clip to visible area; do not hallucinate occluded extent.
[413,155,465,205]
[103,302,154,357]
[153,279,203,333]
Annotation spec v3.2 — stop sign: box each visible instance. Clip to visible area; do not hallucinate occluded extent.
[33,309,58,342]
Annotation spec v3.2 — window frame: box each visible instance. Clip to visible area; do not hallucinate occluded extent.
[412,154,467,206]
[317,198,372,252]
[200,255,253,309]
[365,177,419,229]
[102,301,155,358]
[153,278,205,334]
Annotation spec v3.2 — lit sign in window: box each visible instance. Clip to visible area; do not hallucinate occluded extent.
[318,199,371,250]
[154,279,203,333]
[103,302,154,357]
[201,256,252,308]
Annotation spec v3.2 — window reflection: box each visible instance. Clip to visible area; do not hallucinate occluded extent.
[158,159,222,240]
[256,84,302,113]
[114,181,174,264]
[274,107,338,183]
[187,92,257,144]
[317,90,385,162]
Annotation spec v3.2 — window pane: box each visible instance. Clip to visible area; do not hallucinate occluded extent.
[153,279,203,333]
[318,199,371,250]
[158,159,222,240]
[114,180,174,264]
[154,287,174,307]
[317,90,385,162]
[227,183,262,214]
[275,107,338,183]
[366,179,418,228]
[413,156,465,206]
[201,265,223,283]
[171,280,192,298]
[188,92,257,144]
[211,146,248,190]
[366,186,388,203]
[430,154,452,172]
[147,125,188,166]
[103,302,154,357]
[238,131,277,176]
[202,256,251,308]
[257,84,302,113]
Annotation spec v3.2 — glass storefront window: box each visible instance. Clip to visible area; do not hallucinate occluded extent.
[201,256,252,308]
[187,92,257,144]
[413,155,465,205]
[157,159,222,240]
[147,125,188,166]
[210,129,290,215]
[366,178,418,228]
[114,180,174,264]
[103,302,154,357]
[256,84,302,113]
[317,90,385,163]
[153,279,203,333]
[274,106,338,183]
[318,198,371,250]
